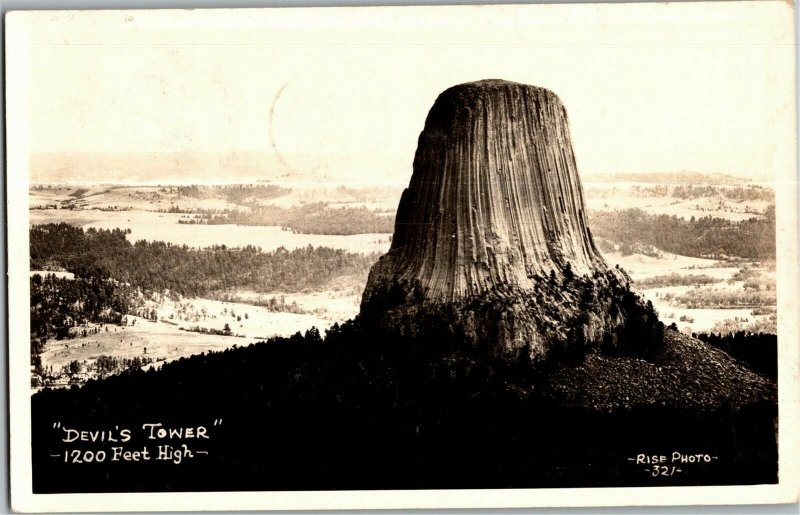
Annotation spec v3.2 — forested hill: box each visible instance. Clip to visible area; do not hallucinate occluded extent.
[191,202,395,235]
[588,208,775,260]
[30,223,378,296]
[31,322,777,492]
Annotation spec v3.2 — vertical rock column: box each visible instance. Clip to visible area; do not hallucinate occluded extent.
[361,80,657,359]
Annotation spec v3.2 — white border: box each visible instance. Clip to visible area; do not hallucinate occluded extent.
[6,3,800,511]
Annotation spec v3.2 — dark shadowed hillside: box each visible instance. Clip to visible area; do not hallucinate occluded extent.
[32,322,776,493]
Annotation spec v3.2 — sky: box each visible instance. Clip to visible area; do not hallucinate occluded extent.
[6,2,796,184]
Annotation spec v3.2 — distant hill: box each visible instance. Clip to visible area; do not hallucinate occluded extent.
[29,151,345,185]
[584,171,755,185]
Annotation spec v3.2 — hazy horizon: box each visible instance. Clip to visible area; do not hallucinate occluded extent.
[28,150,770,187]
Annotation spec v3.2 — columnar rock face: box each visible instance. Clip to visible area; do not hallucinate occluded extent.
[361,80,658,359]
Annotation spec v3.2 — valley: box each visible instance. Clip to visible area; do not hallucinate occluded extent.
[29,175,776,389]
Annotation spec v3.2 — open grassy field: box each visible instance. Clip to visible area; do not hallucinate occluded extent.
[38,297,334,383]
[39,316,236,375]
[583,182,773,222]
[602,250,776,334]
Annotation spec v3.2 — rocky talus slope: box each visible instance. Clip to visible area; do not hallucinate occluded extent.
[361,80,659,359]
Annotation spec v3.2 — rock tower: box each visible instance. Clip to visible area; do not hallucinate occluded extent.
[361,80,659,360]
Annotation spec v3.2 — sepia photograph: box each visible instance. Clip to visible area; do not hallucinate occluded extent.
[5,2,799,511]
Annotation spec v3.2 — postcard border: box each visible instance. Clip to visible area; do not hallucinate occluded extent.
[7,3,800,511]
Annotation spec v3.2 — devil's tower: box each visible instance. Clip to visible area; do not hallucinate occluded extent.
[361,79,660,360]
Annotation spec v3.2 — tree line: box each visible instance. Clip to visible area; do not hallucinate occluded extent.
[30,223,378,297]
[635,273,722,289]
[161,184,291,203]
[670,184,773,202]
[626,184,774,202]
[669,287,776,309]
[694,331,777,380]
[587,208,775,259]
[30,272,130,348]
[184,202,395,235]
[30,271,133,375]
